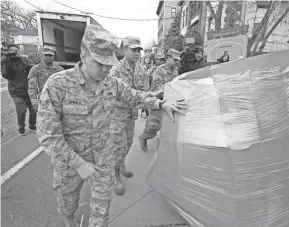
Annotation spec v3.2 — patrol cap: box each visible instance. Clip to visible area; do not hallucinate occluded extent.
[82,24,118,66]
[156,52,166,59]
[123,36,143,50]
[167,48,181,61]
[42,46,55,55]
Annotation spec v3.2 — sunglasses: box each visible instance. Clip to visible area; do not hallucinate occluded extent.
[44,54,54,57]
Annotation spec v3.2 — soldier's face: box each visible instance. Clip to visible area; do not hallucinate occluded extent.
[43,54,54,65]
[171,58,180,68]
[156,59,165,66]
[124,48,141,63]
[84,54,112,81]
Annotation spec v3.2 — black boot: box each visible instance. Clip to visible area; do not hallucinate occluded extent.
[121,166,133,178]
[114,167,125,195]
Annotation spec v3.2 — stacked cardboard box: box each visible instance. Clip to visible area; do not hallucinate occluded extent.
[147,50,289,227]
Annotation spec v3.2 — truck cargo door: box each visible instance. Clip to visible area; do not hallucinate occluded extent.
[53,28,65,61]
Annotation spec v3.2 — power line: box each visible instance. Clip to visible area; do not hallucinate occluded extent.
[23,0,42,11]
[52,0,179,22]
[21,0,125,40]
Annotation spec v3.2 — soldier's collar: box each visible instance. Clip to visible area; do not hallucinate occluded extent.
[123,58,140,72]
[41,61,58,69]
[75,62,85,85]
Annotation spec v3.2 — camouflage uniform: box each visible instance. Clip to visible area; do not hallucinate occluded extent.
[110,38,149,168]
[28,61,63,107]
[37,26,160,227]
[140,49,180,141]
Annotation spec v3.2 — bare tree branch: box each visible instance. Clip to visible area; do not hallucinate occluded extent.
[225,1,244,25]
[207,1,217,20]
[247,1,276,54]
[258,4,289,53]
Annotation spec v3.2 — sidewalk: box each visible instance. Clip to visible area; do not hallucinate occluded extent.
[76,117,188,227]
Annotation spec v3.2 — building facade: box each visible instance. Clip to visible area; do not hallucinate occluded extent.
[178,1,207,37]
[175,1,288,56]
[156,0,180,53]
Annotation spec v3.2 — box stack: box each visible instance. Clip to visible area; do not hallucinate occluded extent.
[146,50,289,227]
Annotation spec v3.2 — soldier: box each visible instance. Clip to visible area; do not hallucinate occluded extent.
[139,48,181,151]
[109,36,161,195]
[37,25,187,227]
[28,46,64,112]
[148,52,166,87]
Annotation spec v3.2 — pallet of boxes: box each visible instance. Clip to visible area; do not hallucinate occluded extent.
[146,49,289,227]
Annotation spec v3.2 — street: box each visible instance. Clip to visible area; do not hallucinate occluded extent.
[1,77,22,145]
[1,111,187,227]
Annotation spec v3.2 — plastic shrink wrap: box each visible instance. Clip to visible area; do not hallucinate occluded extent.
[146,49,289,227]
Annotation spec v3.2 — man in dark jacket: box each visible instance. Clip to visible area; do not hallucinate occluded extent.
[1,44,36,135]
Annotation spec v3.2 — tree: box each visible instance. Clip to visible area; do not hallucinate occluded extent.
[163,11,184,55]
[206,0,289,56]
[1,0,37,41]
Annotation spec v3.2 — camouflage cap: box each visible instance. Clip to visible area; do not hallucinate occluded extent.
[167,48,181,61]
[123,36,143,49]
[82,24,118,66]
[156,52,166,59]
[42,46,55,55]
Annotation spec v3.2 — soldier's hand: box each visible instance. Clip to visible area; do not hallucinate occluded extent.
[161,99,188,122]
[76,161,102,180]
[32,103,38,112]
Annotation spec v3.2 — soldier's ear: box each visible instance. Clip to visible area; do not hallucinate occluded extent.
[80,52,86,64]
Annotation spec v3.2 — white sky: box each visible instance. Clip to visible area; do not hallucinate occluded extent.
[16,0,160,47]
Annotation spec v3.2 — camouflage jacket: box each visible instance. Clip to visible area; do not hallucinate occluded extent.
[110,58,150,119]
[28,62,64,104]
[151,64,179,92]
[37,62,159,169]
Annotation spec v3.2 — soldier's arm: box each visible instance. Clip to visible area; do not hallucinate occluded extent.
[114,77,160,110]
[27,66,39,105]
[110,64,133,86]
[142,71,150,92]
[151,67,165,92]
[37,79,85,169]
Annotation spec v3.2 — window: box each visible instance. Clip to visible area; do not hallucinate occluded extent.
[190,1,201,19]
[171,7,176,17]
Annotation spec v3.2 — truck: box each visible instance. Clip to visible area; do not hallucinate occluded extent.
[36,11,103,69]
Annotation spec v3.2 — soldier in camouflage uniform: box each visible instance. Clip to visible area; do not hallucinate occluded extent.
[37,25,187,227]
[109,36,160,195]
[28,46,64,112]
[147,52,166,87]
[139,48,181,151]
